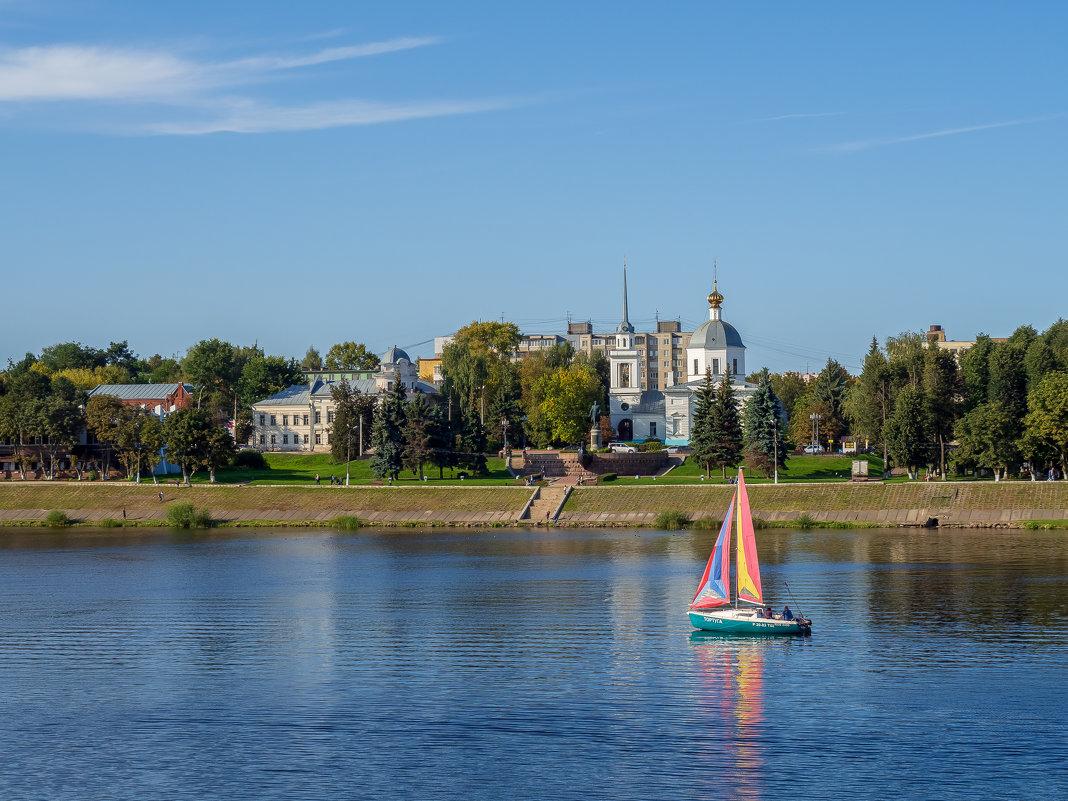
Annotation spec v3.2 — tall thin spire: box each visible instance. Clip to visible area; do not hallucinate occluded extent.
[617,258,634,334]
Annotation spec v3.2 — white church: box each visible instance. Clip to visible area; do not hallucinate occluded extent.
[608,270,759,446]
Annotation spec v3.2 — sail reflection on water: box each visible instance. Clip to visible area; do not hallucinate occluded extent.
[690,632,767,800]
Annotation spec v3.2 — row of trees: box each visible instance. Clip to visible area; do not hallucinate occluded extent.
[329,380,487,481]
[766,320,1068,479]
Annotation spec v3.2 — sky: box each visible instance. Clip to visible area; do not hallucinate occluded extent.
[2,1,1066,376]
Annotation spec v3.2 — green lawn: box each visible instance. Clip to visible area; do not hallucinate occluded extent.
[182,453,517,486]
[636,453,885,485]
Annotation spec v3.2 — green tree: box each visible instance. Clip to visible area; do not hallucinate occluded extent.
[161,407,222,484]
[84,394,127,479]
[456,406,488,476]
[923,343,961,478]
[301,346,323,371]
[959,334,994,413]
[885,385,930,478]
[402,393,434,478]
[688,369,717,477]
[1024,339,1057,390]
[37,392,83,480]
[954,402,1020,481]
[769,372,807,427]
[237,355,302,409]
[181,339,238,412]
[116,407,163,483]
[330,381,375,468]
[845,337,893,466]
[487,362,524,450]
[710,369,744,478]
[426,403,458,479]
[1023,371,1068,478]
[325,341,380,371]
[537,365,601,446]
[742,369,787,478]
[370,380,407,481]
[440,320,521,419]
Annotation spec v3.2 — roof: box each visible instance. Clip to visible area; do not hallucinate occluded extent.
[88,383,192,401]
[688,318,745,350]
[381,346,411,364]
[622,390,665,415]
[253,378,438,407]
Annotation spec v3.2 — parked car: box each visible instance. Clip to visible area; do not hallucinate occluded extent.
[803,444,825,454]
[609,443,637,453]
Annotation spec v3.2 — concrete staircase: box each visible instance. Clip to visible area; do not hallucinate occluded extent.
[524,484,569,524]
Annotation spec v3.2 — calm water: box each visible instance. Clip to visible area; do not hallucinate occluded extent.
[1,526,1066,801]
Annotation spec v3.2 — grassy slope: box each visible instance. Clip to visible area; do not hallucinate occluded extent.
[0,484,531,513]
[565,481,1068,514]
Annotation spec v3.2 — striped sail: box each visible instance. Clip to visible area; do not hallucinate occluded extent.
[690,498,734,609]
[735,470,764,605]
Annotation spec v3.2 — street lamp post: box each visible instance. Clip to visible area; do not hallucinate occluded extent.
[772,416,778,485]
[809,412,821,452]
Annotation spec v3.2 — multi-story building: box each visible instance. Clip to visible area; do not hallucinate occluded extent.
[925,324,1007,361]
[251,347,437,453]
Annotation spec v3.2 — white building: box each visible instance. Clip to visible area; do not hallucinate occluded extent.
[608,271,758,445]
[251,346,437,453]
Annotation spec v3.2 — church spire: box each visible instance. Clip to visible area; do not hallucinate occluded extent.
[707,259,724,321]
[616,258,635,334]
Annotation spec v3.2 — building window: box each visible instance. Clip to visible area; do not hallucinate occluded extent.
[650,422,657,438]
[259,414,265,425]
[303,415,309,426]
[270,415,276,426]
[713,358,719,375]
[315,434,321,445]
[282,415,288,426]
[270,435,276,445]
[327,410,334,424]
[733,358,738,375]
[259,435,265,445]
[282,434,288,444]
[693,359,698,374]
[327,434,331,444]
[303,435,309,444]
[315,412,321,424]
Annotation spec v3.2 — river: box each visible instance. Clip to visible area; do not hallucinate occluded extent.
[1,526,1066,800]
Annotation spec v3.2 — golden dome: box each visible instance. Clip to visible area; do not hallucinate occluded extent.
[707,280,723,309]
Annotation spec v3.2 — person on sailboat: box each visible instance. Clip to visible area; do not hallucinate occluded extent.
[782,605,793,621]
[764,605,775,620]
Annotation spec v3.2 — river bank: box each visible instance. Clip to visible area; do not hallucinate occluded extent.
[1,481,1067,528]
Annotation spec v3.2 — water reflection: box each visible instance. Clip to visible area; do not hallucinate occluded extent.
[690,632,772,800]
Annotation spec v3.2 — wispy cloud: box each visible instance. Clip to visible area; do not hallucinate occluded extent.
[0,35,510,134]
[757,111,846,122]
[148,96,513,135]
[825,114,1064,152]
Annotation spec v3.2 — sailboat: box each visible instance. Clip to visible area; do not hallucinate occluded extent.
[688,469,812,635]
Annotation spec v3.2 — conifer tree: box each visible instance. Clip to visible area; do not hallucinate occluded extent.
[370,380,407,481]
[710,368,744,478]
[688,369,717,477]
[456,406,488,476]
[402,393,434,478]
[742,369,787,478]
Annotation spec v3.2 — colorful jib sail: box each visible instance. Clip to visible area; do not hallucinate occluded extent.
[690,498,734,609]
[734,470,763,605]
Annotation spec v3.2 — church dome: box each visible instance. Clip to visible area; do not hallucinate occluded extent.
[381,346,411,364]
[689,319,745,350]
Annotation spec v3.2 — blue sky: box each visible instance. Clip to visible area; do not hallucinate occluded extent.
[2,1,1066,375]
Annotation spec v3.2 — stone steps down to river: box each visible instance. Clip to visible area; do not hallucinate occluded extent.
[520,450,669,480]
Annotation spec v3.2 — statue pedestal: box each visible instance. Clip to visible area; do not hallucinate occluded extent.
[590,427,602,450]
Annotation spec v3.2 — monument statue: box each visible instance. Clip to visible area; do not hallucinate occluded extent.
[589,401,601,425]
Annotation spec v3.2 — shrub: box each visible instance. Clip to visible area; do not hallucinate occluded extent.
[638,439,666,452]
[598,473,617,482]
[751,516,769,530]
[234,449,269,470]
[331,515,363,531]
[166,502,213,529]
[87,470,99,481]
[655,510,691,530]
[795,513,816,530]
[528,472,544,481]
[99,517,122,528]
[44,510,72,527]
[692,517,722,529]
